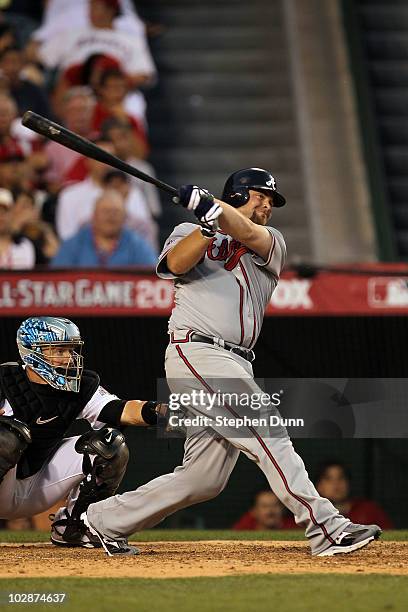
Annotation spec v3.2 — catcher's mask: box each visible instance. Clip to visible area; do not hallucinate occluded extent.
[222,168,286,209]
[17,317,84,392]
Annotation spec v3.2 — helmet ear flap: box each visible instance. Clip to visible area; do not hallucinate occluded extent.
[227,187,249,208]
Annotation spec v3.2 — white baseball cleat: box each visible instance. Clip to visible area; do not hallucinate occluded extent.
[80,511,139,557]
[316,523,382,557]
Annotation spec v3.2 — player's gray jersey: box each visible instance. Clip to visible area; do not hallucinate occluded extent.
[157,223,286,349]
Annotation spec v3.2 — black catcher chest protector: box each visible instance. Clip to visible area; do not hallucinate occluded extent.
[0,362,100,478]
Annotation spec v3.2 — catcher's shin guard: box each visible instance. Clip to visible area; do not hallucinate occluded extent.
[72,427,129,516]
[0,416,31,484]
[75,426,129,499]
[57,427,129,544]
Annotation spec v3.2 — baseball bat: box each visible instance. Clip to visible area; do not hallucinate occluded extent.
[21,111,179,197]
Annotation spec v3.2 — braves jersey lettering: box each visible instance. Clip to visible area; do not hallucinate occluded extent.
[206,237,250,271]
[157,222,286,348]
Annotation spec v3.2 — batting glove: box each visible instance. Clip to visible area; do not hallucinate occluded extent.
[200,225,217,239]
[175,185,222,230]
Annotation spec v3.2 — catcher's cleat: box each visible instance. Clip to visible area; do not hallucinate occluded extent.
[316,523,381,557]
[50,508,102,549]
[80,512,140,557]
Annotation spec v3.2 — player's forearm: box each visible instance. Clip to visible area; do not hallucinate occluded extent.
[216,199,256,244]
[120,400,165,426]
[166,229,210,275]
[120,400,147,426]
[216,199,271,259]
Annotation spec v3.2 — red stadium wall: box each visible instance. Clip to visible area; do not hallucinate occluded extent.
[1,265,408,316]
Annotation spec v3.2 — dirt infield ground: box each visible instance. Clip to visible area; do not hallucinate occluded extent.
[1,540,407,579]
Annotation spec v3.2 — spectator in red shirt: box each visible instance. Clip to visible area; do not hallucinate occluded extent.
[0,92,36,192]
[93,68,148,158]
[0,93,26,161]
[60,53,120,93]
[40,87,97,191]
[233,490,297,531]
[315,461,393,529]
[101,117,161,220]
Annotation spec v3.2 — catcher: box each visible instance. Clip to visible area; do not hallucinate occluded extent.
[0,316,167,554]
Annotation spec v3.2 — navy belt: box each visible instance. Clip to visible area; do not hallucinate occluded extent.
[190,333,255,362]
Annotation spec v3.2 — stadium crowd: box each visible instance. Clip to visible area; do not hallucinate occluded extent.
[0,0,161,270]
[233,462,393,531]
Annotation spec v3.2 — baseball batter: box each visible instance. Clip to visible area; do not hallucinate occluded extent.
[83,169,381,556]
[0,316,169,553]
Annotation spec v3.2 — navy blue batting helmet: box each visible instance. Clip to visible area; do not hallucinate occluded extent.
[222,168,286,208]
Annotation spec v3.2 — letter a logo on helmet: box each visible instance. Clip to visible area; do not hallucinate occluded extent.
[265,177,276,189]
[222,168,286,208]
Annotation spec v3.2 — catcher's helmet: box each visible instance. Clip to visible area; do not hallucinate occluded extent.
[17,317,84,392]
[222,168,286,208]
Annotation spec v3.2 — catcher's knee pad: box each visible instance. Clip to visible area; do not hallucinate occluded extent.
[0,416,31,483]
[70,427,129,519]
[75,426,129,489]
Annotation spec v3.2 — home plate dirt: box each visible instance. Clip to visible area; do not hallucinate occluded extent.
[1,541,407,578]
